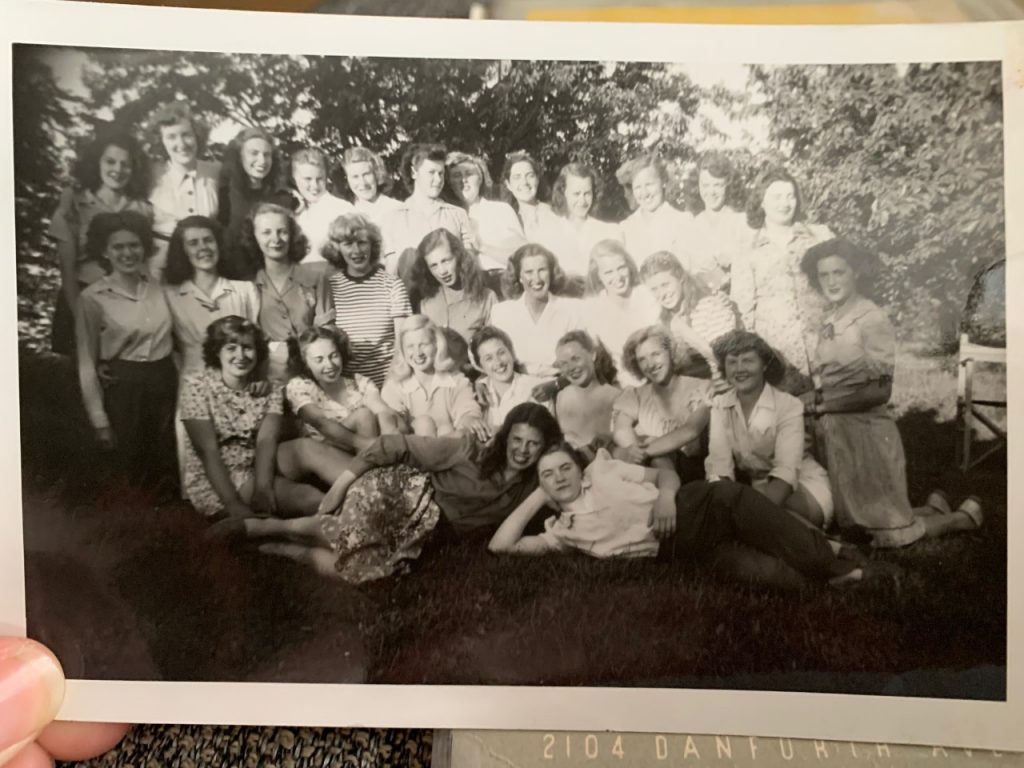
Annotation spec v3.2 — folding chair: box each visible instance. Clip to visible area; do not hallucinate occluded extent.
[956,333,1007,472]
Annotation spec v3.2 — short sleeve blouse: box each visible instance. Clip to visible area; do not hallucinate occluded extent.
[285,374,378,441]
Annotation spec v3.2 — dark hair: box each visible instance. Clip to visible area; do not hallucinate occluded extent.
[621,325,684,383]
[201,316,269,375]
[800,236,882,300]
[500,151,547,215]
[235,202,310,275]
[550,162,603,219]
[585,239,641,296]
[164,215,226,286]
[746,167,803,229]
[287,325,353,384]
[538,440,589,474]
[478,402,563,479]
[501,243,567,300]
[341,147,392,197]
[711,330,785,387]
[321,213,383,272]
[84,210,154,271]
[147,101,209,161]
[691,151,737,215]
[555,330,618,386]
[220,127,285,196]
[469,325,526,375]
[400,143,447,195]
[72,128,149,199]
[639,251,710,319]
[407,228,489,305]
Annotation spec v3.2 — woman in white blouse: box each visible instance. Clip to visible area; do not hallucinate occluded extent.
[549,162,621,284]
[290,147,353,277]
[341,147,402,227]
[683,152,751,294]
[500,151,563,254]
[615,154,692,266]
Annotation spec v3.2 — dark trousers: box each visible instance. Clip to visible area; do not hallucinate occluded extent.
[666,480,853,580]
[104,357,178,487]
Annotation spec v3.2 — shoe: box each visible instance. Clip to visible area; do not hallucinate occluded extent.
[956,496,984,529]
[829,560,902,590]
[923,489,952,516]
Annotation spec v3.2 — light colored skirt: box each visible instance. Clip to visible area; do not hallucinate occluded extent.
[814,410,926,548]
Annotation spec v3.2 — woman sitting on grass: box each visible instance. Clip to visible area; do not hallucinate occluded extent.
[181,316,323,519]
[552,330,620,459]
[800,237,983,547]
[380,315,491,442]
[706,330,833,529]
[488,442,871,587]
[277,325,399,485]
[211,403,564,583]
[470,326,551,431]
[612,325,712,483]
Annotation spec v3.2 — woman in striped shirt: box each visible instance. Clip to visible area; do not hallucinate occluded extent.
[315,212,412,387]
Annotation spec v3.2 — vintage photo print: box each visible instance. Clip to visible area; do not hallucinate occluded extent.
[1,0,1021,750]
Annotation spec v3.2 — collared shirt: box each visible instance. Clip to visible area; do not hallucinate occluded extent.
[489,294,587,375]
[286,374,378,441]
[48,187,153,284]
[815,295,896,401]
[148,160,220,239]
[552,216,623,276]
[380,370,480,432]
[539,449,660,559]
[420,286,497,344]
[515,201,563,254]
[479,372,549,429]
[76,274,174,429]
[682,207,751,293]
[466,198,526,271]
[359,433,539,533]
[583,286,662,386]
[164,277,261,372]
[354,193,403,226]
[382,199,477,274]
[254,264,319,342]
[612,376,711,457]
[295,193,355,264]
[705,383,806,488]
[620,203,693,266]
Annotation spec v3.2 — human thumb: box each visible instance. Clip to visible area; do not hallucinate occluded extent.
[0,638,65,766]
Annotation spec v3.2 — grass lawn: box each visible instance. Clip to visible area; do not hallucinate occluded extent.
[19,347,1007,697]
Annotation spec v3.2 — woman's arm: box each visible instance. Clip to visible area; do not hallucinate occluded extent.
[251,412,283,515]
[487,486,557,555]
[611,411,647,464]
[74,295,113,448]
[645,463,682,539]
[703,405,735,481]
[184,418,250,517]
[643,405,711,457]
[298,404,371,453]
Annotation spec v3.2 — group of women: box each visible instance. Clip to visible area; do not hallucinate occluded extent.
[52,100,983,587]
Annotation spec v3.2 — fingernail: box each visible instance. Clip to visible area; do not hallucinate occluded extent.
[0,638,65,753]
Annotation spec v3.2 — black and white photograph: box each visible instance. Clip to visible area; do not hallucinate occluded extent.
[1,1,1021,748]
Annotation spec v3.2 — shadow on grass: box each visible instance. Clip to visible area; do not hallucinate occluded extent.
[19,349,1007,698]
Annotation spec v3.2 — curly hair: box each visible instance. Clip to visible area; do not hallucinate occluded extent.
[711,329,785,387]
[389,314,457,381]
[147,101,209,161]
[478,402,563,480]
[84,210,154,272]
[555,330,618,386]
[469,325,526,375]
[614,154,672,211]
[289,147,333,194]
[321,212,383,271]
[620,325,684,384]
[201,315,269,375]
[500,151,547,214]
[400,143,447,195]
[287,325,354,385]
[639,251,710,319]
[72,127,150,199]
[585,239,641,296]
[800,236,882,300]
[341,147,392,197]
[164,215,227,286]
[444,151,494,207]
[501,243,568,300]
[407,228,489,305]
[219,127,286,197]
[746,166,804,230]
[235,202,309,275]
[550,162,602,219]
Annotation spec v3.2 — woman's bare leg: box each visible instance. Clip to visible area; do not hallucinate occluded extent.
[257,542,340,578]
[273,476,325,518]
[243,515,330,546]
[278,438,355,485]
[341,407,380,452]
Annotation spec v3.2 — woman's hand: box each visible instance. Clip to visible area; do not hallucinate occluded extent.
[473,379,492,409]
[530,378,561,403]
[461,415,492,443]
[95,427,116,451]
[96,362,117,388]
[250,483,278,517]
[247,380,272,398]
[615,442,648,465]
[649,493,676,539]
[0,637,129,767]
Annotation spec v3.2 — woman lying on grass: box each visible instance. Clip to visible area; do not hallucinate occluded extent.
[209,402,563,583]
[488,442,872,586]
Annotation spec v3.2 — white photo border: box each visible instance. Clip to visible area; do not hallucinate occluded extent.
[0,0,1020,750]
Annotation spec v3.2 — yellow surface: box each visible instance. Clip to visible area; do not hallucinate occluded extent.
[526,1,972,24]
